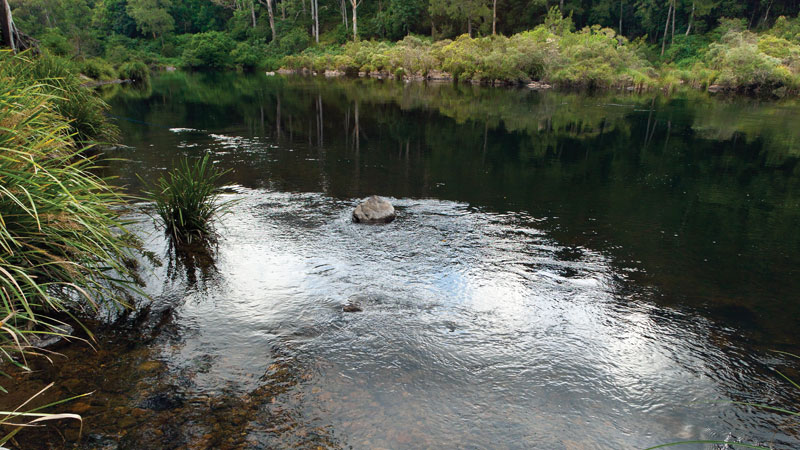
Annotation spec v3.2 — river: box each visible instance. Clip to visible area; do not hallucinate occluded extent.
[7,72,800,449]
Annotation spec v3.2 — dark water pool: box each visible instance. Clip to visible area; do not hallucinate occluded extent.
[6,72,800,449]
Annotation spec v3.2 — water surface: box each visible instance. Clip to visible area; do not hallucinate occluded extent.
[8,73,800,449]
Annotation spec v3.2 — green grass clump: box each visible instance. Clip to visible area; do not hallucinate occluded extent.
[10,52,119,143]
[147,154,231,245]
[78,58,118,81]
[118,61,150,83]
[0,50,142,382]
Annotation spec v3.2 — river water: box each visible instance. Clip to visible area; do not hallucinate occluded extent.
[7,73,800,449]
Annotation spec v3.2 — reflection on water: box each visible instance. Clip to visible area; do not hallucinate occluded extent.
[6,73,800,449]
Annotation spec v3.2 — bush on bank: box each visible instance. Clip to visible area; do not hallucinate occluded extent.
[283,10,659,89]
[280,12,800,94]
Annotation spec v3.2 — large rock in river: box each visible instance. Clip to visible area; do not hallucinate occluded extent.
[353,196,396,224]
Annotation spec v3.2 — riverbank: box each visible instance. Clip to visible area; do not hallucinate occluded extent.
[278,15,800,96]
[0,50,146,442]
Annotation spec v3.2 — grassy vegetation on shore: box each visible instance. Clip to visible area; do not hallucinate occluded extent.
[0,50,141,388]
[6,0,800,95]
[282,12,800,93]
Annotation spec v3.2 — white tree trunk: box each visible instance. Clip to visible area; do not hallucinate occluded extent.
[661,1,673,56]
[685,0,694,35]
[314,0,319,43]
[492,0,497,35]
[350,0,358,41]
[263,0,276,41]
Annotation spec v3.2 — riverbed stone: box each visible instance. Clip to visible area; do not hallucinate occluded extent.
[342,302,363,313]
[353,196,396,224]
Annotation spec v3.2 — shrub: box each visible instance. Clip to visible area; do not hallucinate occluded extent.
[182,31,236,70]
[706,30,791,90]
[79,57,118,81]
[118,61,150,83]
[39,31,73,57]
[231,41,266,71]
[146,154,232,245]
[769,15,800,43]
[275,27,311,55]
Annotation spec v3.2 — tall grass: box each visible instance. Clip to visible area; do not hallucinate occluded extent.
[0,50,142,384]
[0,384,89,445]
[6,51,119,144]
[146,154,231,245]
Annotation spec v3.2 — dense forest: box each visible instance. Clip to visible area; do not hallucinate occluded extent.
[4,0,800,90]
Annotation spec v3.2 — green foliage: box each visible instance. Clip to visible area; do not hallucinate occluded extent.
[79,57,118,81]
[769,15,800,43]
[39,31,74,57]
[25,53,119,143]
[181,31,235,69]
[706,29,794,90]
[274,27,312,55]
[7,0,800,94]
[146,154,231,244]
[662,34,711,66]
[118,60,151,82]
[0,50,141,387]
[231,40,266,71]
[282,15,654,88]
[126,0,175,40]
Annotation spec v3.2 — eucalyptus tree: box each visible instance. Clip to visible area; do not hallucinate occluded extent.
[127,0,175,43]
[350,0,360,41]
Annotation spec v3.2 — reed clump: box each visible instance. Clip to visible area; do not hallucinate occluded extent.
[146,154,231,245]
[0,50,142,383]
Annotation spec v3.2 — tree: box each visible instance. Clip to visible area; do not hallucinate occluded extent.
[1,0,16,51]
[429,0,490,37]
[260,0,275,40]
[492,0,497,34]
[126,0,174,43]
[350,0,359,41]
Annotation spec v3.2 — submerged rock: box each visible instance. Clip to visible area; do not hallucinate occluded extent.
[342,302,363,313]
[353,195,396,224]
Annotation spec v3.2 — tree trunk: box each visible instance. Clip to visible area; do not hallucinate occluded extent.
[685,0,694,35]
[350,0,358,41]
[341,0,348,29]
[560,0,564,14]
[309,0,318,43]
[492,0,497,35]
[670,0,676,45]
[468,16,472,37]
[761,0,773,27]
[250,0,256,28]
[619,0,623,36]
[661,0,673,56]
[1,0,15,52]
[262,0,276,41]
[314,0,319,43]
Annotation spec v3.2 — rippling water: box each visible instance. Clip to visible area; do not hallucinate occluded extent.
[7,73,800,449]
